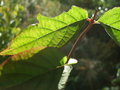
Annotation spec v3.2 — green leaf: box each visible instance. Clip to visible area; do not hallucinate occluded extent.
[98,7,120,46]
[0,48,67,90]
[0,5,88,55]
[11,47,46,61]
[98,7,120,30]
[102,25,120,46]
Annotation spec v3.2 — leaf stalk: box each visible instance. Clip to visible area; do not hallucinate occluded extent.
[66,10,98,63]
[0,56,12,67]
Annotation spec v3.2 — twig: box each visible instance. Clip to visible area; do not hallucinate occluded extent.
[66,10,98,63]
[0,56,12,67]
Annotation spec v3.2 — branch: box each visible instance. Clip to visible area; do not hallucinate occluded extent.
[66,10,98,63]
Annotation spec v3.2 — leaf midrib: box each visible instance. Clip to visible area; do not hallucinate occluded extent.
[4,20,82,54]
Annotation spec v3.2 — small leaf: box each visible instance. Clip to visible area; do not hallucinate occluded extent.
[0,6,88,55]
[58,58,77,90]
[98,7,120,30]
[58,65,73,90]
[0,48,67,90]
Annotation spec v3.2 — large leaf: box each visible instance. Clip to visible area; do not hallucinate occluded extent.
[103,25,120,46]
[0,6,88,55]
[98,7,120,30]
[98,7,120,46]
[11,46,46,61]
[0,48,68,90]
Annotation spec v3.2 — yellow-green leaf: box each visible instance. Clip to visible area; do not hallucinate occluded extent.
[0,6,88,55]
[98,7,120,30]
[98,7,120,46]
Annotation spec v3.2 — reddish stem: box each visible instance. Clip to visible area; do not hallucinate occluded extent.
[66,10,98,63]
[0,56,12,67]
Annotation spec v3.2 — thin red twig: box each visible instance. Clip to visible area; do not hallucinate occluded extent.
[66,10,98,64]
[0,56,12,67]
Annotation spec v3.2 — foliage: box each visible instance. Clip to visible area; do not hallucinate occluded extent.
[0,48,67,90]
[0,1,120,90]
[0,0,24,49]
[98,7,120,46]
[0,6,88,55]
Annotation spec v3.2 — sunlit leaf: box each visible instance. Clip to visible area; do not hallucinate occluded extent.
[98,7,120,30]
[0,6,88,55]
[98,7,120,46]
[11,46,46,61]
